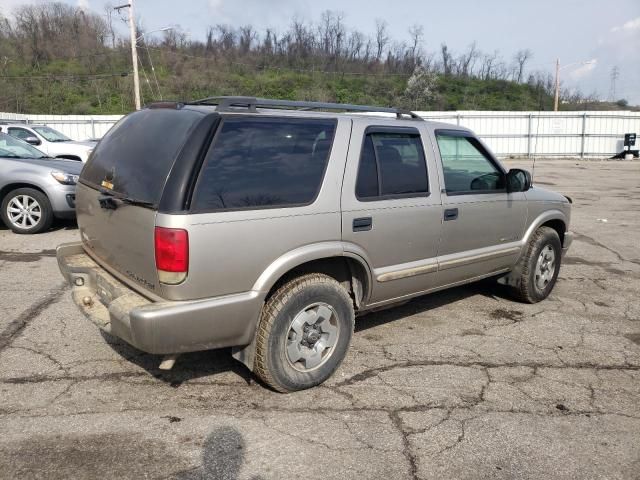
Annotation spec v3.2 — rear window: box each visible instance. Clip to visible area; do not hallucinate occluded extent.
[191,117,336,211]
[81,108,203,204]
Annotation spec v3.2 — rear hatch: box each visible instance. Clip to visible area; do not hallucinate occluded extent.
[76,107,204,297]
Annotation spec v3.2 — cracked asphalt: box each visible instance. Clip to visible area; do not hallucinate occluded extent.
[1,159,639,479]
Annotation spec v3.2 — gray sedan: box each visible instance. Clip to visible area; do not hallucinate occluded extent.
[0,132,83,234]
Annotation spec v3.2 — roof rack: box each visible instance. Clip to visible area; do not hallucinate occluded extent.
[186,96,422,120]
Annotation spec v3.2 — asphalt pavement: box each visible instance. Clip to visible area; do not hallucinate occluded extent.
[0,159,639,479]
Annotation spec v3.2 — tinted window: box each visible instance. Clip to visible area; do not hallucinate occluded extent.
[355,131,428,199]
[436,134,504,193]
[81,108,203,205]
[192,117,335,211]
[355,136,378,198]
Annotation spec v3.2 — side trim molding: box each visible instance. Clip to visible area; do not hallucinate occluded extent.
[438,246,521,271]
[377,263,438,282]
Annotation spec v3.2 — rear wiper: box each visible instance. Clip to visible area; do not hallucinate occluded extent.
[97,189,154,209]
[120,197,155,208]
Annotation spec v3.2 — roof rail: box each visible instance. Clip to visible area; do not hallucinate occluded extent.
[186,96,422,120]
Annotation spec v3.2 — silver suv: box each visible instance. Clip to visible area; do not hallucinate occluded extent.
[0,132,81,234]
[57,97,573,392]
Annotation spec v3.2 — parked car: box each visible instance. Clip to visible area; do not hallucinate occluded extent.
[0,123,95,162]
[0,132,82,234]
[57,97,573,392]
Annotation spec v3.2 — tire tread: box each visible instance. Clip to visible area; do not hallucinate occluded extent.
[253,273,353,393]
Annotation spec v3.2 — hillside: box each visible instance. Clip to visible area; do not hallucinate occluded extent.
[0,3,629,115]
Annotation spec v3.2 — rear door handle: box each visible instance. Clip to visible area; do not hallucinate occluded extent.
[444,208,458,221]
[353,217,372,232]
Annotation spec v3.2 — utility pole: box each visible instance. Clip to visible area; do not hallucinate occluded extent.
[553,58,560,112]
[115,1,141,110]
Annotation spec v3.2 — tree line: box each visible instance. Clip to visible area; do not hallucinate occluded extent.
[0,2,609,114]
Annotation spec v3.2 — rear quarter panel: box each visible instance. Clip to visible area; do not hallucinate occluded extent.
[156,117,352,301]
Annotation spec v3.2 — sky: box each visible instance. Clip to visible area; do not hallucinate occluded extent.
[2,0,639,104]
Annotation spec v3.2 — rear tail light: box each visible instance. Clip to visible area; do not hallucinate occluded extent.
[154,227,189,284]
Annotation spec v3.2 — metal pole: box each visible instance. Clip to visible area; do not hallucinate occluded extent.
[128,0,141,110]
[553,58,560,112]
[91,118,96,139]
[527,114,533,158]
[580,113,587,159]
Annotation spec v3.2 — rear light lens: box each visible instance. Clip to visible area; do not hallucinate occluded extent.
[154,227,188,284]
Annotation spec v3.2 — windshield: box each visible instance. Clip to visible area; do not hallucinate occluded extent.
[0,133,47,159]
[33,126,71,142]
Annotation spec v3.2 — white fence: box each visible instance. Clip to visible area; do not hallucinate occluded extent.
[416,111,640,158]
[2,110,639,158]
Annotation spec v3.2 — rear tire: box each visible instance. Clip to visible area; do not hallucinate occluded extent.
[510,226,562,303]
[254,273,355,393]
[1,188,53,234]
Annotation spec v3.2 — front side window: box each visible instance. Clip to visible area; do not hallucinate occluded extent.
[436,133,505,194]
[355,130,428,199]
[192,117,336,211]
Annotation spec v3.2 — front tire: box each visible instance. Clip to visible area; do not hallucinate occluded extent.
[510,226,562,303]
[1,188,53,234]
[254,273,355,392]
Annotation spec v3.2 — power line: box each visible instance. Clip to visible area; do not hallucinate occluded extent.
[0,72,130,80]
[1,50,123,62]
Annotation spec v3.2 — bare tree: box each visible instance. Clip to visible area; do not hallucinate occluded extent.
[215,24,235,51]
[408,24,423,67]
[440,43,452,76]
[459,42,478,77]
[374,19,388,62]
[513,49,532,83]
[238,25,257,54]
[480,50,499,80]
[103,2,117,49]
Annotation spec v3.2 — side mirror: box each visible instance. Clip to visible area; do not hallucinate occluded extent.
[24,136,41,146]
[506,168,532,193]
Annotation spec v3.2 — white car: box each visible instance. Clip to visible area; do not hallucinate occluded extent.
[0,124,95,162]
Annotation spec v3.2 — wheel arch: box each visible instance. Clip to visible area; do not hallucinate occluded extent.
[252,242,373,309]
[522,210,567,247]
[0,182,48,203]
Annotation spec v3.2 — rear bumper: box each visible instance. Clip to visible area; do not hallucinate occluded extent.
[562,231,573,256]
[56,242,262,354]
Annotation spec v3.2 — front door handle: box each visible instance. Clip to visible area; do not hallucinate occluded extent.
[353,217,372,232]
[444,208,458,221]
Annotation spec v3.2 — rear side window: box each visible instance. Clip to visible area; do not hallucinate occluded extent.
[191,117,335,211]
[356,131,428,199]
[81,108,203,205]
